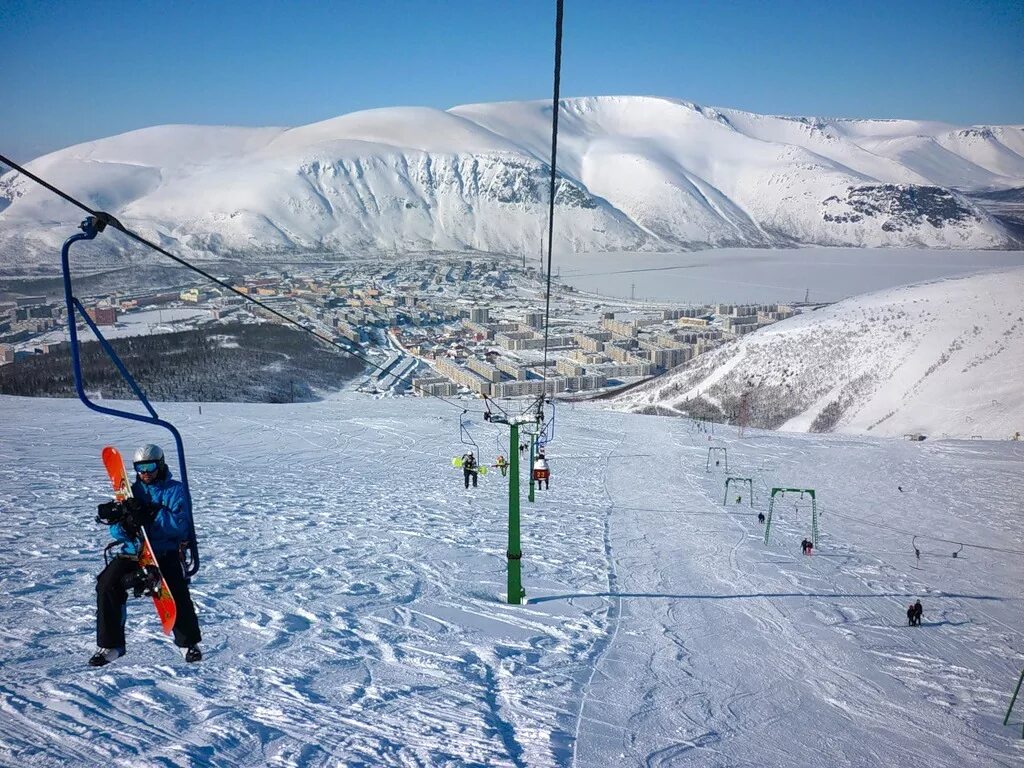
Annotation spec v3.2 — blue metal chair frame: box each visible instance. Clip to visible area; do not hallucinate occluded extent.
[61,216,200,576]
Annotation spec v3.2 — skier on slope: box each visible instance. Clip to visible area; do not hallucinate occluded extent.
[912,599,923,626]
[461,451,479,489]
[906,604,915,626]
[91,444,202,666]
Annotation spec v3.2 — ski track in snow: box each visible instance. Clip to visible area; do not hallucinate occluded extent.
[0,394,1021,767]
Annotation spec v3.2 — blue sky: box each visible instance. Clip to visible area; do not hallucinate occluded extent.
[1,0,1022,162]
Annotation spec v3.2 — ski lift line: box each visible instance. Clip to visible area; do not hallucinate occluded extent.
[826,507,1024,557]
[0,154,483,416]
[538,0,564,397]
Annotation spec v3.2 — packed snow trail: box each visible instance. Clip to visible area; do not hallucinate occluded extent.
[564,413,1022,767]
[0,394,1021,767]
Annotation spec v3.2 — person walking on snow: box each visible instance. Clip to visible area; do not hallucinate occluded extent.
[91,444,202,666]
[801,538,813,555]
[911,600,923,626]
[461,451,478,489]
[906,604,916,626]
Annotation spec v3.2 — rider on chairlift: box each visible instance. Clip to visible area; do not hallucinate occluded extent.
[532,448,550,490]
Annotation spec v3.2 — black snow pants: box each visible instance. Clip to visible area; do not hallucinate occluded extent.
[464,468,477,488]
[96,552,202,649]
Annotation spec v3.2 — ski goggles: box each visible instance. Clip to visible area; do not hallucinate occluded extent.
[134,461,160,473]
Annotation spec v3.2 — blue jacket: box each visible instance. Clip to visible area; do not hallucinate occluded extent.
[110,468,192,556]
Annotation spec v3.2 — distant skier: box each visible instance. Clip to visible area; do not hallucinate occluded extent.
[91,444,202,666]
[757,512,765,524]
[533,450,550,490]
[801,538,813,556]
[912,600,923,626]
[898,486,904,493]
[461,451,478,489]
[495,454,509,478]
[906,604,915,626]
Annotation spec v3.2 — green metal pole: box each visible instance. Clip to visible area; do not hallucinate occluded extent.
[811,497,819,548]
[507,423,524,605]
[764,490,777,544]
[1004,667,1024,736]
[528,432,536,503]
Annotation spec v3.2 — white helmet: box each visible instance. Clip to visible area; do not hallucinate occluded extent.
[134,444,164,463]
[133,444,165,474]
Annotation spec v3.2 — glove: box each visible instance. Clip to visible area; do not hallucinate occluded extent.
[96,500,123,524]
[123,496,157,526]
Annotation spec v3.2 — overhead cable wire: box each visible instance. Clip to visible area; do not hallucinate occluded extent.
[823,506,1024,557]
[0,152,484,415]
[537,0,564,415]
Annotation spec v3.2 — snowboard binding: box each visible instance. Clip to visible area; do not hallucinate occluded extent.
[122,564,164,599]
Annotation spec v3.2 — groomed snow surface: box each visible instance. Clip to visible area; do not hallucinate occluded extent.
[0,395,1021,767]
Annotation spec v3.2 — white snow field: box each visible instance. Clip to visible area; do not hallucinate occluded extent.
[0,394,1021,766]
[3,97,1023,270]
[614,268,1024,441]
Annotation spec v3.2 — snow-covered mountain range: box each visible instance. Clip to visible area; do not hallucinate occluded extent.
[2,97,1023,270]
[613,267,1024,440]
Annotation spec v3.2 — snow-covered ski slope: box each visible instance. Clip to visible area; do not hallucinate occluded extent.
[2,97,1022,269]
[0,394,1021,766]
[614,267,1024,440]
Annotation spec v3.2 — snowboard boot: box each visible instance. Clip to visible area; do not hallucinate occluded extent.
[88,647,125,667]
[183,645,202,663]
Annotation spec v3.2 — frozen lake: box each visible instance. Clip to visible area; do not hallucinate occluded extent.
[556,248,1024,304]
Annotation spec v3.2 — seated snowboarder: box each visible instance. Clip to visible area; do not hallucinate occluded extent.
[462,451,478,489]
[495,454,509,478]
[532,450,550,490]
[91,444,202,666]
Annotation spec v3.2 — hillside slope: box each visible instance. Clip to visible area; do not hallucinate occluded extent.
[2,97,1022,271]
[0,396,1020,766]
[612,267,1024,439]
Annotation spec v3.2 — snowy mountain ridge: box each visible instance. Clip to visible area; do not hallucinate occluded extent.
[2,96,1023,271]
[612,267,1024,440]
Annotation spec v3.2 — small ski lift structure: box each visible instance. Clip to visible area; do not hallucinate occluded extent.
[61,216,200,577]
[723,477,754,507]
[1004,667,1024,738]
[458,409,479,451]
[763,487,818,547]
[706,446,728,472]
[910,536,965,563]
[453,410,487,474]
[538,399,556,446]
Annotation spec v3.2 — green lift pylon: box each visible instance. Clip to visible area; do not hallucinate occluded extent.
[763,487,818,547]
[488,411,540,605]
